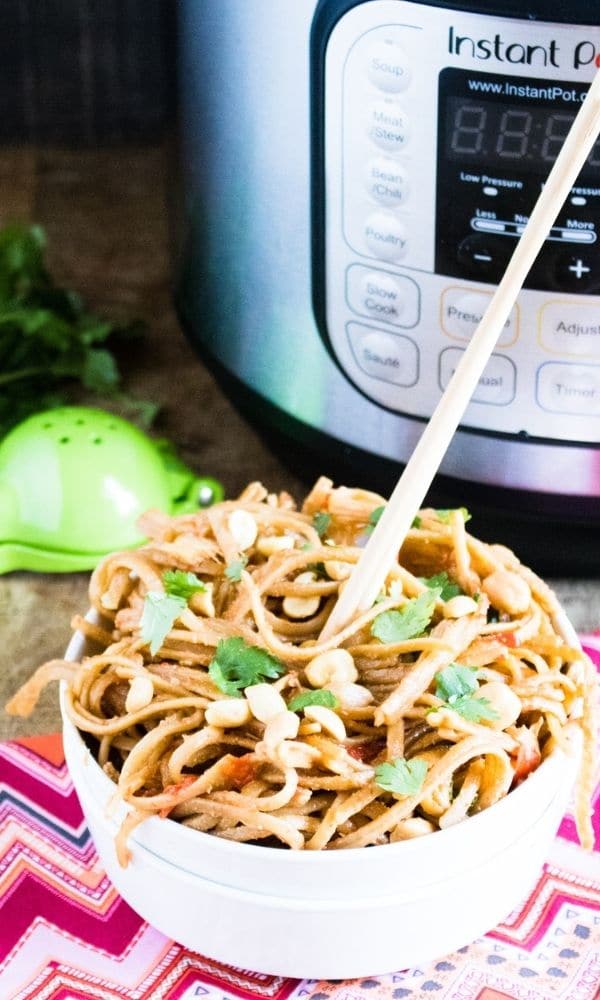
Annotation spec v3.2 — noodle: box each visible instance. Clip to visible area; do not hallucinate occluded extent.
[5,479,597,857]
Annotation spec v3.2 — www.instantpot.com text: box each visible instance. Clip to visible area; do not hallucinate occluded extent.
[467,78,586,104]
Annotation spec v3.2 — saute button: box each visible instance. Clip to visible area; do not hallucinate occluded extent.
[347,323,419,387]
[365,212,408,261]
[536,362,600,415]
[346,265,419,327]
[366,101,410,153]
[366,41,411,93]
[365,158,409,207]
[439,348,516,406]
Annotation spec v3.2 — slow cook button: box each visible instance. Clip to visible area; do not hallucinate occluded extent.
[346,264,420,327]
[366,102,410,153]
[347,323,419,387]
[539,301,600,357]
[365,212,408,261]
[366,41,411,93]
[439,348,516,406]
[441,288,518,347]
[536,362,600,415]
[365,157,409,207]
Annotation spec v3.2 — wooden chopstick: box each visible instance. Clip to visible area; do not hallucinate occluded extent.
[321,68,600,641]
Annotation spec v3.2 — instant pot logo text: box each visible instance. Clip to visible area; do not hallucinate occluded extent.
[448,26,600,71]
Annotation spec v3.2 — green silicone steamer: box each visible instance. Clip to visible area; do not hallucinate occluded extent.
[0,406,223,574]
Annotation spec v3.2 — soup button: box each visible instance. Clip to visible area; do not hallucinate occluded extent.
[347,323,419,387]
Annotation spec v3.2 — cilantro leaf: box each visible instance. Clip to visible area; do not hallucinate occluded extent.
[433,663,499,723]
[0,223,153,438]
[140,592,186,655]
[163,569,206,600]
[450,695,499,723]
[374,757,427,795]
[365,505,385,534]
[312,512,331,539]
[225,556,248,582]
[209,637,286,696]
[421,571,463,602]
[411,515,422,529]
[288,690,339,713]
[435,663,478,702]
[435,507,472,524]
[371,589,439,643]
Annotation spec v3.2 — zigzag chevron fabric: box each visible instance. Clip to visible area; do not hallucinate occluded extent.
[1,641,599,1000]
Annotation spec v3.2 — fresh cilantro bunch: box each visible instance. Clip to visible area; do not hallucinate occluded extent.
[433,663,499,723]
[371,589,439,643]
[0,223,152,438]
[209,637,286,696]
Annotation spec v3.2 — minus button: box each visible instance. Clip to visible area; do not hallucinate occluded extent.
[483,186,498,196]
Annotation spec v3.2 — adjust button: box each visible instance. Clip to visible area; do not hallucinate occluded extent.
[536,362,600,415]
[539,301,600,358]
[441,288,518,347]
[347,323,419,387]
[365,211,408,261]
[439,348,516,406]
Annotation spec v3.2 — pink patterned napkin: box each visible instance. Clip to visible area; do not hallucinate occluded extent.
[1,640,598,1000]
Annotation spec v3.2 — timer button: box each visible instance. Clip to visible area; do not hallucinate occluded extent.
[536,361,600,416]
[554,252,597,292]
[366,41,411,93]
[457,235,510,280]
[366,101,410,153]
[365,212,408,262]
[365,158,409,207]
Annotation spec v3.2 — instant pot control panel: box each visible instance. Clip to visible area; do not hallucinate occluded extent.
[317,0,600,443]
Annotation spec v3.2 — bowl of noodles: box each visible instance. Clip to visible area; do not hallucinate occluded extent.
[8,479,596,978]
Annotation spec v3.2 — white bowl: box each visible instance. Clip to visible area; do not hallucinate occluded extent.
[60,626,579,979]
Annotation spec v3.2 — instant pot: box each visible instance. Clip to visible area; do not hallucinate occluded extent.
[175,0,600,570]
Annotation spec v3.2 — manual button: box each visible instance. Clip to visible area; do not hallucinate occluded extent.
[347,323,419,387]
[439,348,515,405]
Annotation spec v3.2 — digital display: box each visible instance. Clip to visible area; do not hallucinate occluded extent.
[445,97,600,174]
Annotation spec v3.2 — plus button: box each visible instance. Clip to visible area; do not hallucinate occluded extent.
[568,258,591,280]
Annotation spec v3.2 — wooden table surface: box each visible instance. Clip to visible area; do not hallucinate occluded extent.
[0,146,598,741]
